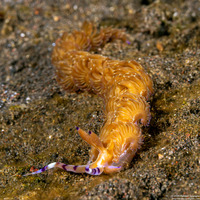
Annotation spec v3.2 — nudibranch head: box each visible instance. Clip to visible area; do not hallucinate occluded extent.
[86,122,143,174]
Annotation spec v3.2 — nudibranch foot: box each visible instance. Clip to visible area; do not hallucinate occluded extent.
[24,162,104,176]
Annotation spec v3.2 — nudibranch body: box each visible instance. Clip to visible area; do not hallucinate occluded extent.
[24,22,153,176]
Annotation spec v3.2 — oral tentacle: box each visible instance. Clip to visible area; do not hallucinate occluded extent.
[76,127,105,152]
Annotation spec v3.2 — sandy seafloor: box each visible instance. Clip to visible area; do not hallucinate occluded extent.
[0,0,199,199]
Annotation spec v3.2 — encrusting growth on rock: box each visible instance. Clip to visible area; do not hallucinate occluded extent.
[24,22,153,176]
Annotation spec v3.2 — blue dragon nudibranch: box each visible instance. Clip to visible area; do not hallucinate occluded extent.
[24,22,153,176]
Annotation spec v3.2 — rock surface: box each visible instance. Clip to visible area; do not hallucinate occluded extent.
[0,0,199,199]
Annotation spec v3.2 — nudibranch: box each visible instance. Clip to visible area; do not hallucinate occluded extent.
[24,22,153,176]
